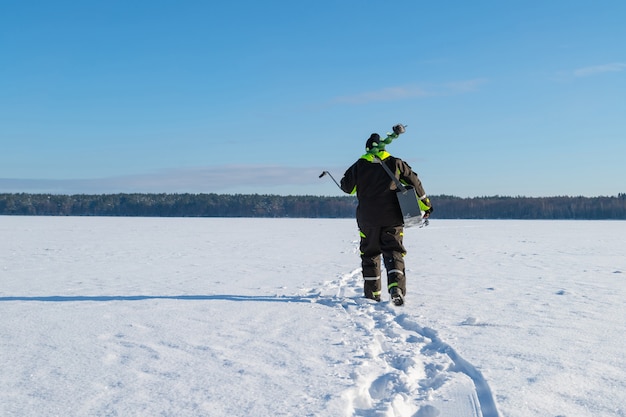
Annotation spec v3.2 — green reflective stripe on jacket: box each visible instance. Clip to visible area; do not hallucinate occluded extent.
[360,151,391,162]
[418,197,431,211]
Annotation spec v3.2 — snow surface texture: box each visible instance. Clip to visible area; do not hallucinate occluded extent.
[1,217,625,417]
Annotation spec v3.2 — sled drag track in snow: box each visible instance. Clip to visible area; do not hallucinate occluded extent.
[315,268,499,417]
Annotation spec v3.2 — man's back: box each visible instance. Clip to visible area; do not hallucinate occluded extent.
[341,152,416,227]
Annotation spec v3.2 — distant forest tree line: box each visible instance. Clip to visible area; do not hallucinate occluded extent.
[2,193,626,219]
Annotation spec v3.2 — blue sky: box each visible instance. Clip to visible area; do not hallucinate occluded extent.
[1,1,625,197]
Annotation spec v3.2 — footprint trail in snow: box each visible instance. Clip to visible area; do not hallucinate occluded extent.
[310,268,499,417]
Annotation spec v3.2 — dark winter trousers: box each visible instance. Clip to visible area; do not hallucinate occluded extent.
[359,225,406,299]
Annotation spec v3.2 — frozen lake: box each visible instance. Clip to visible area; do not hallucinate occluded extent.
[1,216,624,416]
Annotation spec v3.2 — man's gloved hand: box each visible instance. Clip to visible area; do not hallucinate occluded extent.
[392,124,406,135]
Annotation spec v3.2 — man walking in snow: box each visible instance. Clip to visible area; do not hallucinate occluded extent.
[340,126,432,305]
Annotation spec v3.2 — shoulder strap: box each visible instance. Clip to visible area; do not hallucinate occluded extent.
[373,156,407,192]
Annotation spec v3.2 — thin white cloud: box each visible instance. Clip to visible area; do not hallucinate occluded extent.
[0,165,334,195]
[573,63,626,77]
[443,78,488,93]
[332,86,432,104]
[332,79,487,105]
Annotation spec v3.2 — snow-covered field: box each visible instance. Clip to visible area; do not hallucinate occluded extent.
[1,216,624,417]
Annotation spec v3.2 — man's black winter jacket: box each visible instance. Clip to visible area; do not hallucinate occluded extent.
[340,151,427,227]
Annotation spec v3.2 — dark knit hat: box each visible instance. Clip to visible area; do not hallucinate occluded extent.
[365,133,380,151]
